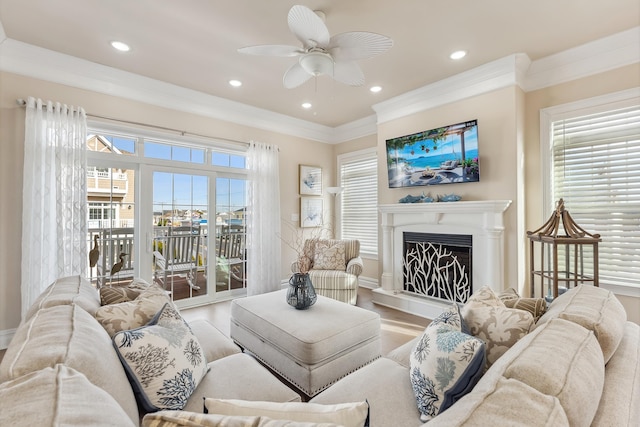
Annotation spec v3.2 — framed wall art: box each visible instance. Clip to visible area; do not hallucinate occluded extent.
[300,197,323,228]
[299,164,322,195]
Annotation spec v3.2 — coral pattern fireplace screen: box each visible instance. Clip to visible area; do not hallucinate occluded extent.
[403,232,472,303]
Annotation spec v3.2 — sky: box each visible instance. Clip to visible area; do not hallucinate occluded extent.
[100,135,247,213]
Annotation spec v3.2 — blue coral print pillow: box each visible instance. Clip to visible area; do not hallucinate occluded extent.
[409,304,485,422]
[113,303,208,413]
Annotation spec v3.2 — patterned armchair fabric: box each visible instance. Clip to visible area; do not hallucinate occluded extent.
[291,239,363,305]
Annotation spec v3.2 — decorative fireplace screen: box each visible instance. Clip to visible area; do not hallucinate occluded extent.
[403,232,472,303]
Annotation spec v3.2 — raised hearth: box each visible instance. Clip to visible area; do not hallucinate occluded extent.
[375,200,512,319]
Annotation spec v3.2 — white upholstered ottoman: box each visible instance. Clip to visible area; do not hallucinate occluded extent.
[230,289,381,397]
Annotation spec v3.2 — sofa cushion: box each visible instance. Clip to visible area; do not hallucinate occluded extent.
[24,275,101,320]
[113,303,209,412]
[182,353,301,413]
[487,317,605,427]
[498,287,547,320]
[409,304,485,422]
[427,377,569,427]
[533,284,627,363]
[310,357,421,427]
[95,283,172,337]
[0,304,139,423]
[143,411,342,427]
[189,319,242,362]
[386,336,419,369]
[462,286,534,369]
[592,321,640,426]
[204,398,369,427]
[313,241,346,270]
[0,364,136,427]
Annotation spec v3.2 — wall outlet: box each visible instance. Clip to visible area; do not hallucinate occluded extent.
[291,213,299,222]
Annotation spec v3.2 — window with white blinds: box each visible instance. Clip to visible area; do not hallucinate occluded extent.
[545,93,640,289]
[338,148,378,256]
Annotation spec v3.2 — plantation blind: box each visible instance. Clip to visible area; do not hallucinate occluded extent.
[551,104,640,287]
[338,149,378,256]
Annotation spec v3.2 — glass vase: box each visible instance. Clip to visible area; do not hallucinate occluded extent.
[287,273,317,310]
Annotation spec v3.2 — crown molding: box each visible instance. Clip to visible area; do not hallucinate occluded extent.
[329,114,378,143]
[524,26,640,92]
[372,54,532,124]
[0,39,336,143]
[1,26,637,143]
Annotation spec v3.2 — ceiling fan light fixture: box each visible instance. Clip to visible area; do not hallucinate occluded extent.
[299,51,333,76]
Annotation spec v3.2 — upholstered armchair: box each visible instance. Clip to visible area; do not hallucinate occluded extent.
[291,239,363,305]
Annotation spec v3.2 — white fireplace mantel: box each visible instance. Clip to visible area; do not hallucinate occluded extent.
[375,200,512,318]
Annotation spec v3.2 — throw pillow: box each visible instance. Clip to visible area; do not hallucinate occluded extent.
[203,399,369,427]
[462,286,534,369]
[498,288,547,321]
[409,304,485,422]
[143,410,344,427]
[95,284,172,337]
[313,241,346,270]
[113,303,209,413]
[100,286,143,306]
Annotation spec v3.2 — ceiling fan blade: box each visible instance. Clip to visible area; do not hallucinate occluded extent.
[331,61,365,87]
[328,32,393,61]
[283,62,313,89]
[238,44,303,57]
[288,5,330,49]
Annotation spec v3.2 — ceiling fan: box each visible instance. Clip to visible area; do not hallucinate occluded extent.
[238,5,393,89]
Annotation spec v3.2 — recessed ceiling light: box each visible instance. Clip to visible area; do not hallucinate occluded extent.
[450,50,467,60]
[370,86,382,93]
[110,41,130,52]
[229,79,242,87]
[302,102,312,109]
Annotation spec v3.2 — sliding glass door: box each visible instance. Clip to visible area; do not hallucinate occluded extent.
[150,170,213,306]
[87,129,249,308]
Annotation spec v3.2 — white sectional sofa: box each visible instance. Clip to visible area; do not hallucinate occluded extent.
[0,276,301,426]
[0,276,638,427]
[311,284,640,426]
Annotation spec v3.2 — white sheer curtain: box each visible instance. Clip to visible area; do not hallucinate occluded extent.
[21,97,88,317]
[246,141,281,295]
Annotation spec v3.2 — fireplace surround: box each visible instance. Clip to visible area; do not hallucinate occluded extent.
[376,200,512,318]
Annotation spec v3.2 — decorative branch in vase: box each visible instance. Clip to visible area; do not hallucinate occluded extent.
[277,219,332,309]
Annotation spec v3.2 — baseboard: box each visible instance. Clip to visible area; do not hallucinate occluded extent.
[357,276,378,290]
[0,328,16,350]
[371,288,444,320]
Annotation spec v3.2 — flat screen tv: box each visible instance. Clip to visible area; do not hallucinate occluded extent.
[386,119,480,189]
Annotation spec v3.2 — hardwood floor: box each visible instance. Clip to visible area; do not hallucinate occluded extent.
[181,287,430,355]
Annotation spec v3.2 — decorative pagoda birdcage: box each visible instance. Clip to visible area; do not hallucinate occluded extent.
[527,199,601,302]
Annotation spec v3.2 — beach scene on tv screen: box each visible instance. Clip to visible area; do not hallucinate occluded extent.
[386,120,479,188]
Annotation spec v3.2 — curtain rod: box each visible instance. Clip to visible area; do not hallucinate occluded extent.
[15,98,249,147]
